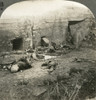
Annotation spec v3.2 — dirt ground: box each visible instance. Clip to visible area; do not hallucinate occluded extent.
[0,46,96,100]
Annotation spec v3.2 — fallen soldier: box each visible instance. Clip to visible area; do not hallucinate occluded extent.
[9,57,32,73]
[42,60,58,73]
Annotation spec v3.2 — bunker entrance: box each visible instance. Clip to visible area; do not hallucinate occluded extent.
[67,20,83,44]
[11,38,23,50]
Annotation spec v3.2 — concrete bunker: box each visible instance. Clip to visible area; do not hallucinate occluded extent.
[0,0,95,52]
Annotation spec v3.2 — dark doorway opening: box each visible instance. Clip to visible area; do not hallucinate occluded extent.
[67,20,84,45]
[11,38,23,50]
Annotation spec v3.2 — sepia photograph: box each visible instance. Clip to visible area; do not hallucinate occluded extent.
[0,0,96,100]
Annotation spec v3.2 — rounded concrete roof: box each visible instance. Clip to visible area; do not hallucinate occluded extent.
[0,0,95,21]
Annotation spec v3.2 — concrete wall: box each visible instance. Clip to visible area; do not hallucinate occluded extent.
[0,17,94,52]
[0,19,32,52]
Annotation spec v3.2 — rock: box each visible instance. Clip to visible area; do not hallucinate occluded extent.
[10,64,19,73]
[41,37,50,47]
